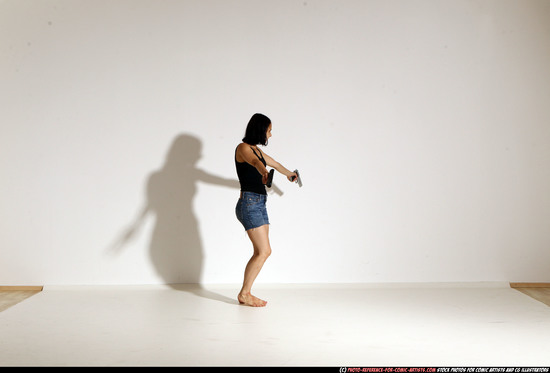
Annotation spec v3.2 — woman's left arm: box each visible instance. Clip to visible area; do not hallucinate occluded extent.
[262,151,297,182]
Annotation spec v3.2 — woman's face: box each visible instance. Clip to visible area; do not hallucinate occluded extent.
[266,124,272,140]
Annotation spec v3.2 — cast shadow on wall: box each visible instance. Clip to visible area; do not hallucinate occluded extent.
[108,134,253,304]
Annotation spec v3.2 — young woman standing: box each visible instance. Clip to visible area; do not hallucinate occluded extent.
[235,113,297,307]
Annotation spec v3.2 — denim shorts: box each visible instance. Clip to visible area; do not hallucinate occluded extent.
[235,192,269,231]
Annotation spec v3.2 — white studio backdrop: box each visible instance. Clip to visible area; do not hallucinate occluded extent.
[1,0,549,286]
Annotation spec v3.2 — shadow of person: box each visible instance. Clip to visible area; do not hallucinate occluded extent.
[108,134,241,304]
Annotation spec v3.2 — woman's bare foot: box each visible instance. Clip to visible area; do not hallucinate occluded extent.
[238,292,267,307]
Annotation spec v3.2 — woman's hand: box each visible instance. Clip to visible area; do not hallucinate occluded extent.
[287,171,298,183]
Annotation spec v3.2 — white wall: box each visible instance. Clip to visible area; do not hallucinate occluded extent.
[2,0,549,285]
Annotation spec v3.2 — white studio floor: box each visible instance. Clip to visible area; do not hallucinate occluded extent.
[1,283,549,367]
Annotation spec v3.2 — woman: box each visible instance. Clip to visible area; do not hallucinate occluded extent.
[235,113,297,307]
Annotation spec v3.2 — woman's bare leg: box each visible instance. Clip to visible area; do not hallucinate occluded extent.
[238,224,271,307]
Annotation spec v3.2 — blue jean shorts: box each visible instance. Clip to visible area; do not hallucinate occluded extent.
[235,192,269,231]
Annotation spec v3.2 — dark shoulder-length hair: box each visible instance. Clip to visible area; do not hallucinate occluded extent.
[242,113,271,146]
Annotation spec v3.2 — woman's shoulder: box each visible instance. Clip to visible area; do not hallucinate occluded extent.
[235,143,249,162]
[236,142,246,153]
[237,142,255,152]
[236,142,261,162]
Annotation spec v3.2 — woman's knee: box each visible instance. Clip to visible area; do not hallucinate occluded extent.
[251,241,270,258]
[254,246,271,260]
[262,247,272,259]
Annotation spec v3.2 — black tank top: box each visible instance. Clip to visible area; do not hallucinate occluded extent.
[235,145,267,195]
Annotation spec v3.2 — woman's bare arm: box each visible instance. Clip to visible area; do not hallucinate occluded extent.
[260,150,297,182]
